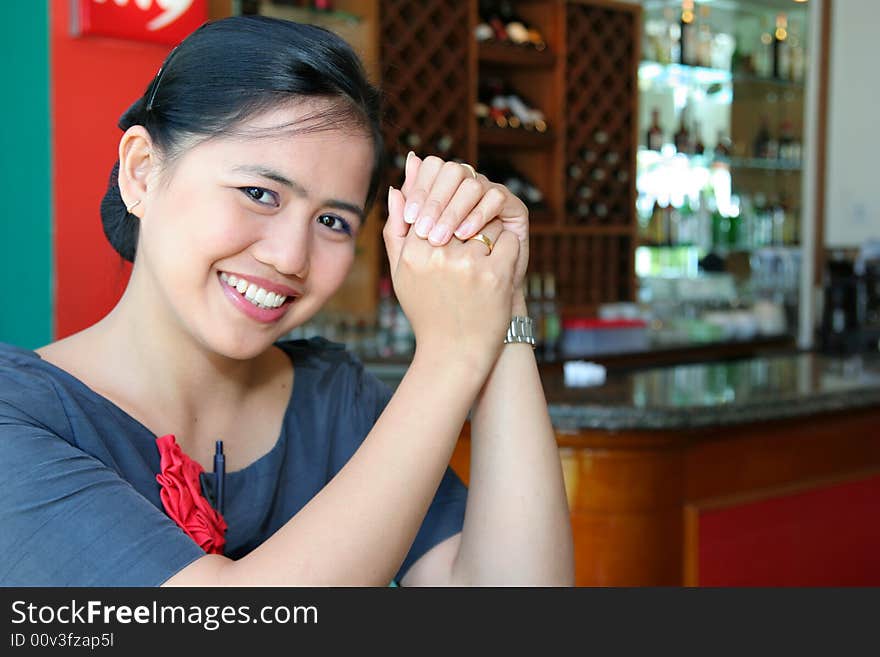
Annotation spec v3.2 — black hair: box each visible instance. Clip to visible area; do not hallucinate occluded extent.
[101,15,383,262]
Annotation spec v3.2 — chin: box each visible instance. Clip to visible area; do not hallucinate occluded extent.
[202,331,280,362]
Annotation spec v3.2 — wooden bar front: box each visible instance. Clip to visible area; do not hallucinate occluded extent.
[450,404,880,586]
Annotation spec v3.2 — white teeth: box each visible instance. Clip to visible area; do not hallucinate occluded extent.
[221,272,292,310]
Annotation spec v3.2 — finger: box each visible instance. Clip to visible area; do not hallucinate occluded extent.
[382,186,408,267]
[487,228,520,270]
[463,218,503,256]
[402,155,444,230]
[453,184,508,240]
[421,162,482,245]
[400,151,422,202]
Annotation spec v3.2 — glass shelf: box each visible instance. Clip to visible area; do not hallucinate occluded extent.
[732,73,805,89]
[638,62,806,91]
[639,61,732,88]
[639,149,801,172]
[721,156,802,171]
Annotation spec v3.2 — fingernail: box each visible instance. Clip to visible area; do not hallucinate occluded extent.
[387,186,394,205]
[415,215,434,238]
[406,150,415,165]
[454,221,475,239]
[429,224,451,245]
[404,202,419,223]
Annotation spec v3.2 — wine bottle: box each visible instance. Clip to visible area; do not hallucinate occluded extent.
[434,133,454,156]
[773,13,789,80]
[498,0,547,51]
[693,122,705,155]
[673,110,691,154]
[527,273,546,359]
[679,2,696,65]
[646,107,664,151]
[542,273,562,362]
[713,130,731,158]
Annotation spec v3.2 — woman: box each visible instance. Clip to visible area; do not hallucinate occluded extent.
[0,15,573,586]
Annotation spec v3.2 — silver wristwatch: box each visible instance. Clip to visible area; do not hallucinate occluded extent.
[504,316,536,347]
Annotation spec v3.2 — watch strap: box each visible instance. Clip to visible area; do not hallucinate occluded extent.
[504,316,536,347]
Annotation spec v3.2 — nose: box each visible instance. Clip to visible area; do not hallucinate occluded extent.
[252,214,311,279]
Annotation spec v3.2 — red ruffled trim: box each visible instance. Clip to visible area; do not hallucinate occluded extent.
[155,434,227,555]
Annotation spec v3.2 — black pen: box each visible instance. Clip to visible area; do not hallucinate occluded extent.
[213,440,225,515]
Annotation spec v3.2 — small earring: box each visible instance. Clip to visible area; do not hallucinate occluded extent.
[126,199,142,214]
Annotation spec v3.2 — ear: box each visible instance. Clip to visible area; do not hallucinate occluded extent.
[117,125,156,218]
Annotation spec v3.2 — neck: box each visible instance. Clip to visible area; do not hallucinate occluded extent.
[90,262,273,432]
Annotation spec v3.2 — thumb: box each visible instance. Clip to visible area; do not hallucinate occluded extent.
[383,185,408,268]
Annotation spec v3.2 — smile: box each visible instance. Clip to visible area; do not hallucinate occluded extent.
[220,272,289,309]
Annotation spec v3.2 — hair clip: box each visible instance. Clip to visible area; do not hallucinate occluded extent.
[145,45,179,112]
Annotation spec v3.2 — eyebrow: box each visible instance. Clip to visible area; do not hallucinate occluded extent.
[231,164,366,224]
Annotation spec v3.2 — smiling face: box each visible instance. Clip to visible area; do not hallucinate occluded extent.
[132,99,375,360]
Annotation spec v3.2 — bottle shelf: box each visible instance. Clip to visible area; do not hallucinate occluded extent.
[722,156,802,172]
[732,73,805,89]
[637,242,801,252]
[639,61,806,91]
[639,61,732,88]
[478,125,555,149]
[533,224,632,236]
[478,41,556,68]
[638,150,801,172]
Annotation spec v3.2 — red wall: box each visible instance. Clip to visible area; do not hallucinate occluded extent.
[51,0,171,338]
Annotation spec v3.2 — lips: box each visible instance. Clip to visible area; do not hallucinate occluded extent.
[218,271,298,324]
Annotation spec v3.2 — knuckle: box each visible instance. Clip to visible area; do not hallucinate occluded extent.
[461,177,483,195]
[422,155,443,170]
[441,160,461,176]
[479,268,501,289]
[486,186,506,205]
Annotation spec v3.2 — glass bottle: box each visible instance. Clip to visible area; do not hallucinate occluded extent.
[647,107,664,151]
[542,273,562,362]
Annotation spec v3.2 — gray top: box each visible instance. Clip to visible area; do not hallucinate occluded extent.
[0,338,466,586]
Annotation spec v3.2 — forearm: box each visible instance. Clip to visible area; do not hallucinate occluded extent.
[167,351,484,586]
[450,293,574,586]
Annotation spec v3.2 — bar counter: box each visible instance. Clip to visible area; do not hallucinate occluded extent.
[367,352,880,586]
[544,352,880,431]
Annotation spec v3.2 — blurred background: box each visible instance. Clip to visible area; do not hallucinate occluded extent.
[2,0,878,586]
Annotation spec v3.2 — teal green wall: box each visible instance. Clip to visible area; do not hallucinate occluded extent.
[0,2,52,348]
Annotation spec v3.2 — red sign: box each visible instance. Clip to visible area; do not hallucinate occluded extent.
[71,0,208,45]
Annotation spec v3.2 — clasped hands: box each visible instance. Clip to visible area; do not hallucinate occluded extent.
[384,152,530,374]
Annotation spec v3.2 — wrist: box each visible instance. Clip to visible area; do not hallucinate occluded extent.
[512,288,528,316]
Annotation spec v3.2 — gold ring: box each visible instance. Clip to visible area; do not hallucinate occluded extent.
[468,232,494,255]
[460,162,478,180]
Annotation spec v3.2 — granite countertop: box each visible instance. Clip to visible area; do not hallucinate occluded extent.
[365,352,880,431]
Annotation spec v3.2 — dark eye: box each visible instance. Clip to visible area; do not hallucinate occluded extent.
[317,213,353,236]
[240,186,279,207]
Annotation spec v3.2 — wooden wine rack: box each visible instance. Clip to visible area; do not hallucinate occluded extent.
[250,0,642,319]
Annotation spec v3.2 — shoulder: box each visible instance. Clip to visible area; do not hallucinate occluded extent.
[276,336,366,375]
[275,336,392,413]
[0,342,70,425]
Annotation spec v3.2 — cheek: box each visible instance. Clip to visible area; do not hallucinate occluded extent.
[154,194,255,258]
[313,243,356,290]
